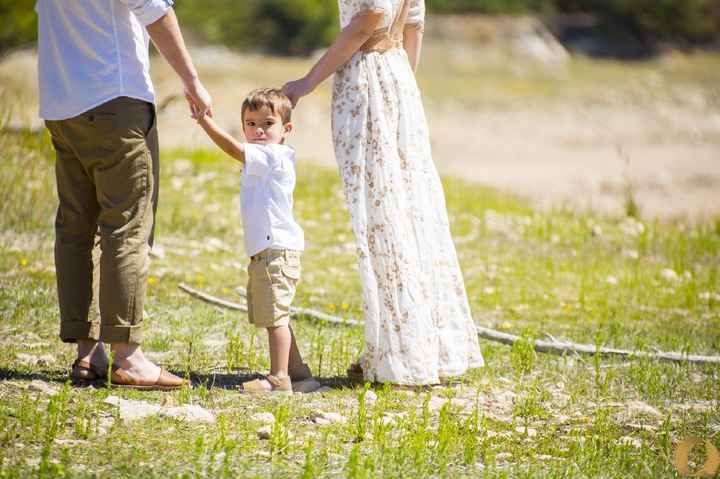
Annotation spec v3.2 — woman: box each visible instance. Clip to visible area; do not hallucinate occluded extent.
[283,0,483,385]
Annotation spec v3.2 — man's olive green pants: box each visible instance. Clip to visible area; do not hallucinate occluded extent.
[45,97,159,344]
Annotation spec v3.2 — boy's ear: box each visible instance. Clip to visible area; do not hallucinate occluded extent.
[283,122,293,135]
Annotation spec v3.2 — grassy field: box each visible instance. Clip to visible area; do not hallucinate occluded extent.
[0,121,719,478]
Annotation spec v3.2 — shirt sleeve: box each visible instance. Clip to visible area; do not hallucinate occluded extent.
[243,144,273,177]
[350,0,392,20]
[407,0,425,26]
[119,0,174,27]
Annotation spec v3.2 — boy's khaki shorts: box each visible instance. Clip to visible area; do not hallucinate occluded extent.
[247,248,302,328]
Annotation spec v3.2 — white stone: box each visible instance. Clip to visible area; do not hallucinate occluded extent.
[515,426,537,437]
[311,411,347,425]
[619,436,642,448]
[251,412,276,424]
[606,275,619,285]
[162,405,216,424]
[660,268,679,281]
[104,396,215,423]
[28,380,58,396]
[364,390,378,405]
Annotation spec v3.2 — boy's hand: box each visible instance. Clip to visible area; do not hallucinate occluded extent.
[185,78,213,119]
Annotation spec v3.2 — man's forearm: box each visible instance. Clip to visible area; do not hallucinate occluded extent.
[146,9,198,86]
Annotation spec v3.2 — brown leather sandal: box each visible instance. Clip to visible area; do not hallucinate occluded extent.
[110,366,186,391]
[70,359,107,386]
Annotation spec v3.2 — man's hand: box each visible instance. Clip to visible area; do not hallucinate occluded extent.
[185,78,213,119]
[282,77,314,108]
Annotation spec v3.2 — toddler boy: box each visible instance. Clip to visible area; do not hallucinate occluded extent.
[196,88,316,394]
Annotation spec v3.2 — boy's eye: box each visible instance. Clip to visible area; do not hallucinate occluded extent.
[247,121,255,127]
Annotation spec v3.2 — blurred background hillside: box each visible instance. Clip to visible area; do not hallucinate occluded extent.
[2,0,720,55]
[1,0,719,220]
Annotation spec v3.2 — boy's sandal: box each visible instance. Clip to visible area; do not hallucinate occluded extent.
[70,359,106,385]
[110,366,186,391]
[242,375,292,396]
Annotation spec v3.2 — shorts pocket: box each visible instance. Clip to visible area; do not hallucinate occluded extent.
[280,252,301,280]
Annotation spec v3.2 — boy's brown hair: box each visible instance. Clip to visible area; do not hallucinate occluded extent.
[241,88,292,124]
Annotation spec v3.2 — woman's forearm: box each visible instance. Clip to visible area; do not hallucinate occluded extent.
[304,13,382,90]
[403,24,424,73]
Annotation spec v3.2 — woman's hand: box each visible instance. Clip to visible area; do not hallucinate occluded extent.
[282,77,314,108]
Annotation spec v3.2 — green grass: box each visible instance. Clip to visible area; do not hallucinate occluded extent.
[0,126,719,478]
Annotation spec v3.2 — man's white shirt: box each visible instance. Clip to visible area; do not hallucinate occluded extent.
[35,0,174,120]
[241,144,305,257]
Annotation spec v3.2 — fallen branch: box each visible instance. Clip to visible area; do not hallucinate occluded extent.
[179,283,720,365]
[179,283,362,326]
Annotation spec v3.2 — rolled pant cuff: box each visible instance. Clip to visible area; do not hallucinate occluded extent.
[60,321,100,343]
[99,324,143,344]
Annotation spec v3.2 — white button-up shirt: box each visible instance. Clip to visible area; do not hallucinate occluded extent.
[241,144,305,257]
[35,0,173,120]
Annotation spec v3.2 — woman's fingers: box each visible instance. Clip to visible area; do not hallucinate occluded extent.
[282,80,303,108]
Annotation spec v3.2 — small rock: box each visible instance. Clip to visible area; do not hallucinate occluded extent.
[606,275,619,285]
[591,225,603,237]
[619,436,642,448]
[257,426,272,440]
[660,268,679,282]
[311,411,347,425]
[515,426,537,437]
[428,396,448,411]
[495,452,512,461]
[364,390,377,405]
[105,396,160,421]
[28,380,58,396]
[251,412,276,424]
[622,249,639,260]
[162,405,216,424]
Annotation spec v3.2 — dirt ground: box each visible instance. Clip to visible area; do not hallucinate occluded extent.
[2,22,719,222]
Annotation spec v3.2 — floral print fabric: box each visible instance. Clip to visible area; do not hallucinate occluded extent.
[332,0,484,384]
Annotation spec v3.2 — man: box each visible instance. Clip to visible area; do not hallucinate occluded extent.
[36,0,211,389]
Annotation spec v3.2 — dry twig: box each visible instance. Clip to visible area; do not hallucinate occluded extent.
[179,283,720,365]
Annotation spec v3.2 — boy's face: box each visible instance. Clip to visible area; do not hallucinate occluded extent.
[242,106,292,145]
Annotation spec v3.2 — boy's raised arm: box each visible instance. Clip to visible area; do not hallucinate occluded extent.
[197,116,245,163]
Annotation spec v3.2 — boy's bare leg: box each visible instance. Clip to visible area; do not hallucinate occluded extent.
[287,326,312,379]
[268,325,292,379]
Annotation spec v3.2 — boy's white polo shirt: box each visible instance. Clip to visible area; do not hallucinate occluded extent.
[241,143,304,257]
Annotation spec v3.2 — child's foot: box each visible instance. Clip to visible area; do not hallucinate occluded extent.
[242,374,292,395]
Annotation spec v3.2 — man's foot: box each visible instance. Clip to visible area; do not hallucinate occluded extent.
[71,340,109,384]
[242,374,292,395]
[110,366,185,390]
[111,342,162,384]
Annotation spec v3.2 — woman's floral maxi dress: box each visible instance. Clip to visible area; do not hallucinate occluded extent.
[332,0,484,384]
